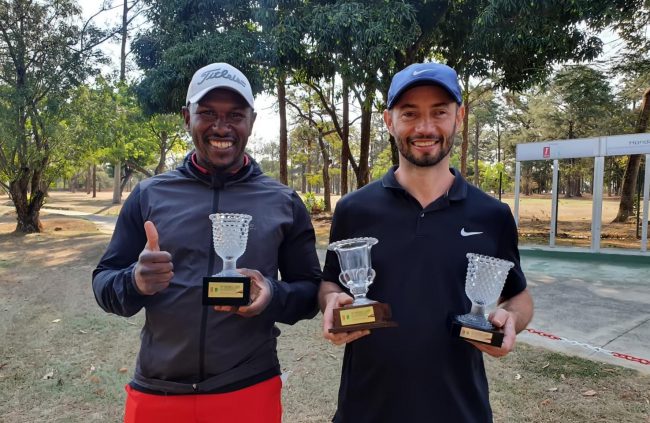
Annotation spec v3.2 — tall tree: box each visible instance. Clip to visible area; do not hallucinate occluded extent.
[254,0,309,186]
[306,0,419,187]
[0,0,106,233]
[611,3,650,222]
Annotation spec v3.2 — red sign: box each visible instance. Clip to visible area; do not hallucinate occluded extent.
[543,146,551,158]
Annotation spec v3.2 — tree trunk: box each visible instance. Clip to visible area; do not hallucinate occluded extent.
[112,160,122,204]
[155,131,168,174]
[120,0,128,82]
[460,76,470,176]
[341,79,349,196]
[614,88,650,222]
[92,164,97,198]
[307,139,312,192]
[86,165,92,194]
[112,0,128,204]
[9,174,45,234]
[473,117,480,186]
[278,73,288,185]
[356,85,374,188]
[461,103,470,177]
[317,130,331,212]
[121,165,134,193]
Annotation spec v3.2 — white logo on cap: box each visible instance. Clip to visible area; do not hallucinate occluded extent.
[413,69,436,76]
[197,69,247,87]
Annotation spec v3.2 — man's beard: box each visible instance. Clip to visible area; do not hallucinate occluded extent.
[397,123,456,167]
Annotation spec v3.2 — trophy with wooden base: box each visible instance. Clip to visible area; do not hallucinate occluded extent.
[451,253,514,346]
[328,237,397,333]
[202,213,252,306]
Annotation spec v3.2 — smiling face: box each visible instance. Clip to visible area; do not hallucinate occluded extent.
[182,88,257,173]
[383,84,464,169]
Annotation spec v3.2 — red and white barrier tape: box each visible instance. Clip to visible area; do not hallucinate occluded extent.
[524,328,650,366]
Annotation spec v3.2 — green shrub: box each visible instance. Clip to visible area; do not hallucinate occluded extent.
[302,192,325,215]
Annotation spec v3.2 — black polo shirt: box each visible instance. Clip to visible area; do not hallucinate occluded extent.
[323,167,527,423]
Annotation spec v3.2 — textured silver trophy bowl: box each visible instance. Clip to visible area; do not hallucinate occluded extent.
[456,253,514,330]
[209,213,252,277]
[328,237,378,304]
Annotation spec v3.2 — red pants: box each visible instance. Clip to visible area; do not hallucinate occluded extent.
[124,376,282,423]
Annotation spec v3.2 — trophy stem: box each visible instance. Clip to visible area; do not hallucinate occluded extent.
[470,303,485,317]
[223,258,236,272]
[353,295,374,305]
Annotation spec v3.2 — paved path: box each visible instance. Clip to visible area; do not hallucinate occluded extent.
[41,208,117,233]
[37,207,650,373]
[517,248,650,373]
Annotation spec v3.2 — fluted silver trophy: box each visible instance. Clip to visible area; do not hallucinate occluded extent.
[202,213,252,306]
[452,253,514,346]
[328,237,397,333]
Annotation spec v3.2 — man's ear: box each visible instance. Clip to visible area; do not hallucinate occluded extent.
[455,104,465,129]
[181,106,190,130]
[383,109,394,136]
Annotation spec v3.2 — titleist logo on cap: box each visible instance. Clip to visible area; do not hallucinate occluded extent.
[197,68,247,87]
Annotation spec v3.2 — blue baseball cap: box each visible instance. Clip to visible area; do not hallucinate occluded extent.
[387,62,462,109]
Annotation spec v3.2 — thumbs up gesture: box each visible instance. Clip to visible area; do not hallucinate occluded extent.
[134,221,174,295]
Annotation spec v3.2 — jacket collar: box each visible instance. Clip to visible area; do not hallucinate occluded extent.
[179,151,261,188]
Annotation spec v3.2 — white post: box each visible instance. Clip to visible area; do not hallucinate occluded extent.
[642,154,650,252]
[591,156,604,252]
[550,160,559,247]
[514,161,521,227]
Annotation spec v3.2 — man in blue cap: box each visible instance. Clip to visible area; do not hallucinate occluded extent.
[318,62,534,422]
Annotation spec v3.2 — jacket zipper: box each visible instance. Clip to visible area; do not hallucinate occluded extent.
[198,186,220,387]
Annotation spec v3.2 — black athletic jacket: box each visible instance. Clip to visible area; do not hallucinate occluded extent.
[92,153,321,394]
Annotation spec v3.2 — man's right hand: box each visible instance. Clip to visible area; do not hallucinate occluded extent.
[322,291,370,345]
[134,221,174,295]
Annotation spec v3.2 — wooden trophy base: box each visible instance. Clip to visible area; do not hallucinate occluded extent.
[451,317,504,347]
[202,276,251,306]
[329,301,398,333]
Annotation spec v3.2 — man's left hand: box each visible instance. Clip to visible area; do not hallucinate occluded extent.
[213,268,272,318]
[470,308,516,357]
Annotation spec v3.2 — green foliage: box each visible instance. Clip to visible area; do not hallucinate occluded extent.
[371,146,393,180]
[302,191,325,215]
[133,1,264,113]
[479,161,511,194]
[452,0,641,90]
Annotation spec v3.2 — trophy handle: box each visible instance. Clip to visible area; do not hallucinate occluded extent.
[366,268,376,287]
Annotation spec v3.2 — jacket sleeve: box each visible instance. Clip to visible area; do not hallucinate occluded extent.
[92,185,148,317]
[265,192,322,325]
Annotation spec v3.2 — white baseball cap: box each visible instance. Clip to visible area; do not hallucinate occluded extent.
[185,62,254,109]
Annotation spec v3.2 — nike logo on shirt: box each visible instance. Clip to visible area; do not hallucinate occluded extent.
[460,228,483,237]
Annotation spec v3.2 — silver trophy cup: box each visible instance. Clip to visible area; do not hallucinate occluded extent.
[202,213,252,306]
[209,213,252,276]
[328,237,397,333]
[329,237,378,305]
[453,253,514,345]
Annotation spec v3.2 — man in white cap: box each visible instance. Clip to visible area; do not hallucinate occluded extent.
[93,63,321,422]
[319,62,533,422]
